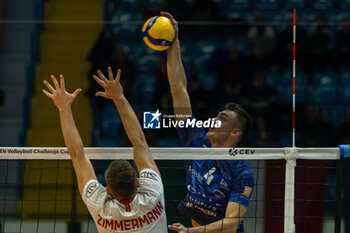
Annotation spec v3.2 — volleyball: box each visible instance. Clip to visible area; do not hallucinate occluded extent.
[142,16,176,51]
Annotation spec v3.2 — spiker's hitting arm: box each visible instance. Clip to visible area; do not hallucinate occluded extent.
[161,12,192,122]
[93,67,160,175]
[169,202,246,233]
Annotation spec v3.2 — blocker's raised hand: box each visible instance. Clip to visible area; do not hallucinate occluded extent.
[42,74,82,111]
[93,67,123,101]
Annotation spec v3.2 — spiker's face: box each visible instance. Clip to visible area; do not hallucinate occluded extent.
[207,110,242,146]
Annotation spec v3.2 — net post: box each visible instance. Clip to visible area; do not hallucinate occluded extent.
[335,158,342,233]
[284,147,298,233]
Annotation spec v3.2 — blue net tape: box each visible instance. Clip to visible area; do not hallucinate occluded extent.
[339,145,350,158]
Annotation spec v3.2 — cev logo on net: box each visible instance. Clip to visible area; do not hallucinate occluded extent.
[229,148,256,156]
[143,110,222,129]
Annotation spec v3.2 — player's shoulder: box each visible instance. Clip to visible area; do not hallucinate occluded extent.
[83,179,105,200]
[139,169,162,183]
[139,169,164,197]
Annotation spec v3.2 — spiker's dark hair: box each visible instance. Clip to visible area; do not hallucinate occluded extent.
[225,102,252,137]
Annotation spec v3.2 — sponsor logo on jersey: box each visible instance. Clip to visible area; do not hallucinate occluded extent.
[86,181,100,198]
[203,167,216,185]
[243,186,253,197]
[140,171,159,182]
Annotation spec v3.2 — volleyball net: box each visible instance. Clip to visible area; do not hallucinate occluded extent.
[0,146,347,233]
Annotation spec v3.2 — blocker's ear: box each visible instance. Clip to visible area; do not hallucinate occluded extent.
[106,186,112,195]
[230,128,242,138]
[136,178,140,187]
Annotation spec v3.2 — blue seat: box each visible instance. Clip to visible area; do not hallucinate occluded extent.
[340,0,350,9]
[312,86,338,104]
[336,105,350,126]
[255,0,279,10]
[197,72,216,91]
[101,105,122,138]
[223,0,251,10]
[137,41,159,56]
[307,105,336,125]
[1,30,32,55]
[321,106,339,125]
[136,73,157,106]
[138,54,159,72]
[263,10,288,24]
[194,40,220,56]
[279,135,292,147]
[233,38,249,55]
[143,0,164,7]
[114,25,139,41]
[113,10,143,22]
[179,39,194,73]
[265,71,281,89]
[116,42,138,61]
[311,0,334,9]
[0,62,29,87]
[6,0,37,20]
[278,85,308,103]
[194,40,220,71]
[341,71,350,85]
[179,40,193,58]
[282,71,309,86]
[137,44,160,72]
[278,86,292,103]
[158,138,182,147]
[312,72,338,87]
[115,0,142,9]
[112,10,142,41]
[296,86,309,103]
[341,86,350,104]
[98,138,123,147]
[279,71,309,103]
[223,38,249,55]
[181,55,193,74]
[221,10,251,21]
[282,0,306,9]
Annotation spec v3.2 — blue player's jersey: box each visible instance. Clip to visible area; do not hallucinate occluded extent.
[176,116,254,233]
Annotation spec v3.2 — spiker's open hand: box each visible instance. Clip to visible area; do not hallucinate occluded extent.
[93,67,123,101]
[42,75,82,111]
[160,11,179,34]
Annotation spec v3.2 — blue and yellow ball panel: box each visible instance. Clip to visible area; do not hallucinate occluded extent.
[142,16,176,51]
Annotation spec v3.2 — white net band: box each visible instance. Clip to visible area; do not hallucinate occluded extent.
[0,147,340,160]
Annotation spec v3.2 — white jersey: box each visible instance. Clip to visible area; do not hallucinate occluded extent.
[82,169,167,233]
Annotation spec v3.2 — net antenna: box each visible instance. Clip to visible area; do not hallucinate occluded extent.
[292,9,296,148]
[284,9,297,233]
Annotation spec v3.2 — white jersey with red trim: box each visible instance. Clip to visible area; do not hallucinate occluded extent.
[82,169,167,233]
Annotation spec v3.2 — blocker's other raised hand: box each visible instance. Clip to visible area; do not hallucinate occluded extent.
[42,74,82,111]
[93,67,123,101]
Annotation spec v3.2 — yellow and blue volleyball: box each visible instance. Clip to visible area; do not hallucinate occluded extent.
[142,16,176,51]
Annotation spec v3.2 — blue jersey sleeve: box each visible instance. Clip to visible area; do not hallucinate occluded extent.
[228,171,254,208]
[176,115,211,147]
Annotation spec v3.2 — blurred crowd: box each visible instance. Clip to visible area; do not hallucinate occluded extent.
[86,0,350,148]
